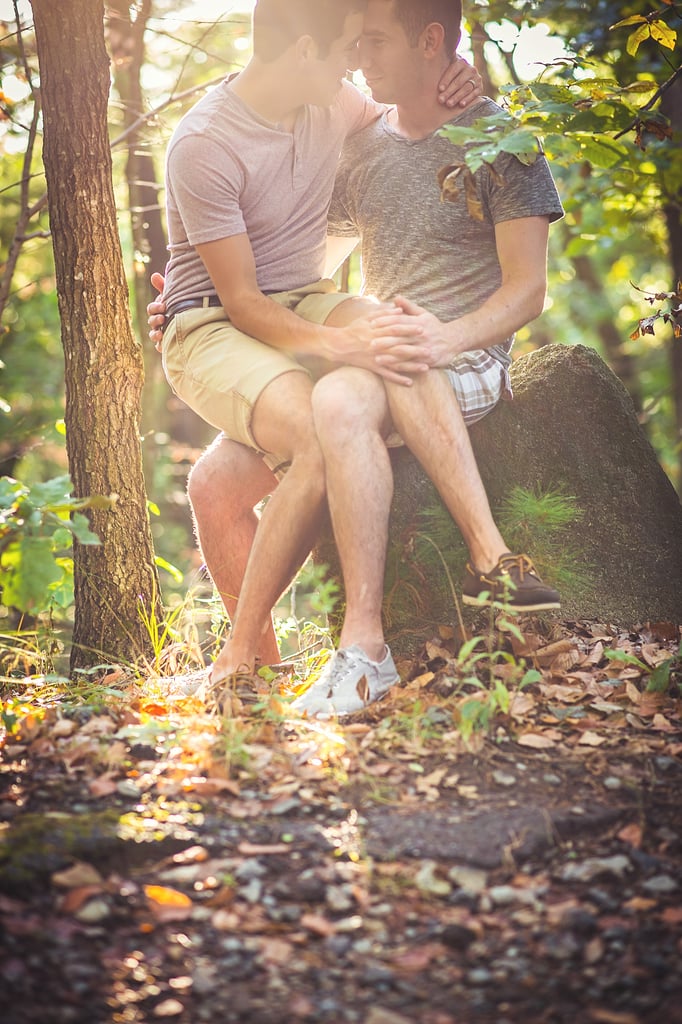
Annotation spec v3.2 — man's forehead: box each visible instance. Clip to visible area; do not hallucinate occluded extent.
[363,0,399,35]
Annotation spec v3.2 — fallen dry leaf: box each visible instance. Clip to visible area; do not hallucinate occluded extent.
[59,885,104,915]
[300,912,336,937]
[508,692,536,719]
[237,841,291,856]
[88,772,119,797]
[52,861,103,889]
[617,823,643,848]
[144,885,193,922]
[588,1009,640,1024]
[517,732,556,749]
[577,730,607,747]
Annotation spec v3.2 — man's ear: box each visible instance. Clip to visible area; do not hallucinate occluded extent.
[420,22,446,59]
[294,34,319,64]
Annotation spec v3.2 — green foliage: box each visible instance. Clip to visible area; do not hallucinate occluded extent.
[409,484,585,610]
[496,485,589,591]
[604,642,682,693]
[0,474,105,614]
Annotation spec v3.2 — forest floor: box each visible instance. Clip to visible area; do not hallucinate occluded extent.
[1,615,682,1024]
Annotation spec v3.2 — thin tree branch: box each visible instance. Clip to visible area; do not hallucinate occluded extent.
[614,62,682,139]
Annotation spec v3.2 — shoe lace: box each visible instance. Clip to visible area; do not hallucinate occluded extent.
[498,553,536,581]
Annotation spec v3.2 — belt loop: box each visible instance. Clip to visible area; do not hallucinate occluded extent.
[202,296,211,308]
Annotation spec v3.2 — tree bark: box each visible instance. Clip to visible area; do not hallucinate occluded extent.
[106,0,171,441]
[660,76,682,490]
[31,0,162,672]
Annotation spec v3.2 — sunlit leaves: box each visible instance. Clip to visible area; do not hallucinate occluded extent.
[0,474,106,613]
[611,13,678,55]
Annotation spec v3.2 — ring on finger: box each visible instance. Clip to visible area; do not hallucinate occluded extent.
[467,77,477,92]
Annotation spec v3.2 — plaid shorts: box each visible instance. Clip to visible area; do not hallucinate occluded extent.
[445,350,512,425]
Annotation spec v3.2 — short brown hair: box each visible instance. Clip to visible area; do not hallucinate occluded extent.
[253,0,368,62]
[392,0,462,56]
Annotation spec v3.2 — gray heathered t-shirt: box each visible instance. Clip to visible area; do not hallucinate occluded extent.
[328,97,564,368]
[164,78,381,307]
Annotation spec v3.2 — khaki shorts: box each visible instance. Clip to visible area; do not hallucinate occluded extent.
[162,280,354,470]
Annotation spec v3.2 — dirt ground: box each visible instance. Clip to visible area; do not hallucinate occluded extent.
[1,617,681,1024]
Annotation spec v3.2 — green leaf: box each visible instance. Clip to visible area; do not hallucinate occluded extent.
[578,135,629,169]
[70,511,101,546]
[604,648,648,672]
[28,475,73,507]
[1,535,63,611]
[456,636,485,663]
[155,555,184,583]
[439,125,490,147]
[498,131,540,164]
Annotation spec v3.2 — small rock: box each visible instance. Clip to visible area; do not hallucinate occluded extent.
[559,854,631,883]
[74,897,111,924]
[488,885,539,908]
[560,907,598,936]
[468,967,494,985]
[448,865,488,894]
[542,773,562,785]
[440,923,477,950]
[240,878,263,904]
[603,776,622,790]
[326,884,354,913]
[235,858,267,882]
[492,770,517,787]
[269,797,301,815]
[365,1008,413,1024]
[335,915,364,933]
[116,779,142,798]
[415,860,451,896]
[642,874,677,895]
[540,931,581,961]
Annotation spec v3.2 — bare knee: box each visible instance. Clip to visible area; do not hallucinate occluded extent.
[312,369,386,441]
[188,438,274,522]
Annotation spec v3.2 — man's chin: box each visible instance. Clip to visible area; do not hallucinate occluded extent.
[365,80,388,102]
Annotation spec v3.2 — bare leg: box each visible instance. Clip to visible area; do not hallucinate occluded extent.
[211,370,326,683]
[187,435,280,666]
[312,367,393,662]
[386,370,507,572]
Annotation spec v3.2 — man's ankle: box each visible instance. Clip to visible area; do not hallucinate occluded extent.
[338,639,387,663]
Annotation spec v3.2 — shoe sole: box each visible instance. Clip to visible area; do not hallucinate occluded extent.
[335,675,399,718]
[294,674,399,719]
[462,595,561,612]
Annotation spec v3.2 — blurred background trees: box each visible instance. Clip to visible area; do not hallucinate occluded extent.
[0,0,679,668]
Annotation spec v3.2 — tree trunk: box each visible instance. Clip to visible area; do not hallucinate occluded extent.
[106,0,172,442]
[32,0,162,672]
[660,76,682,491]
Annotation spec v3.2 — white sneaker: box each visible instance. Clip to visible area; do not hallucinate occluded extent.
[150,667,209,697]
[291,644,399,719]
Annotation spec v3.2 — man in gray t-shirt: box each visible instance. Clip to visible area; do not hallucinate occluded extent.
[290,0,564,717]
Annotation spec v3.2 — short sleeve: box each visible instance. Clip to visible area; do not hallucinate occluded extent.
[166,134,247,246]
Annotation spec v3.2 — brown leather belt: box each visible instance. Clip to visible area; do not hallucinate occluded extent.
[162,295,223,332]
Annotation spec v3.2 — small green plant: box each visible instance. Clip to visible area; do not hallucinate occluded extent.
[604,643,682,694]
[497,485,588,592]
[412,484,586,613]
[444,633,542,744]
[212,716,257,776]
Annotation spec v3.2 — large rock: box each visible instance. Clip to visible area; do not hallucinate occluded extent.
[316,344,682,650]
